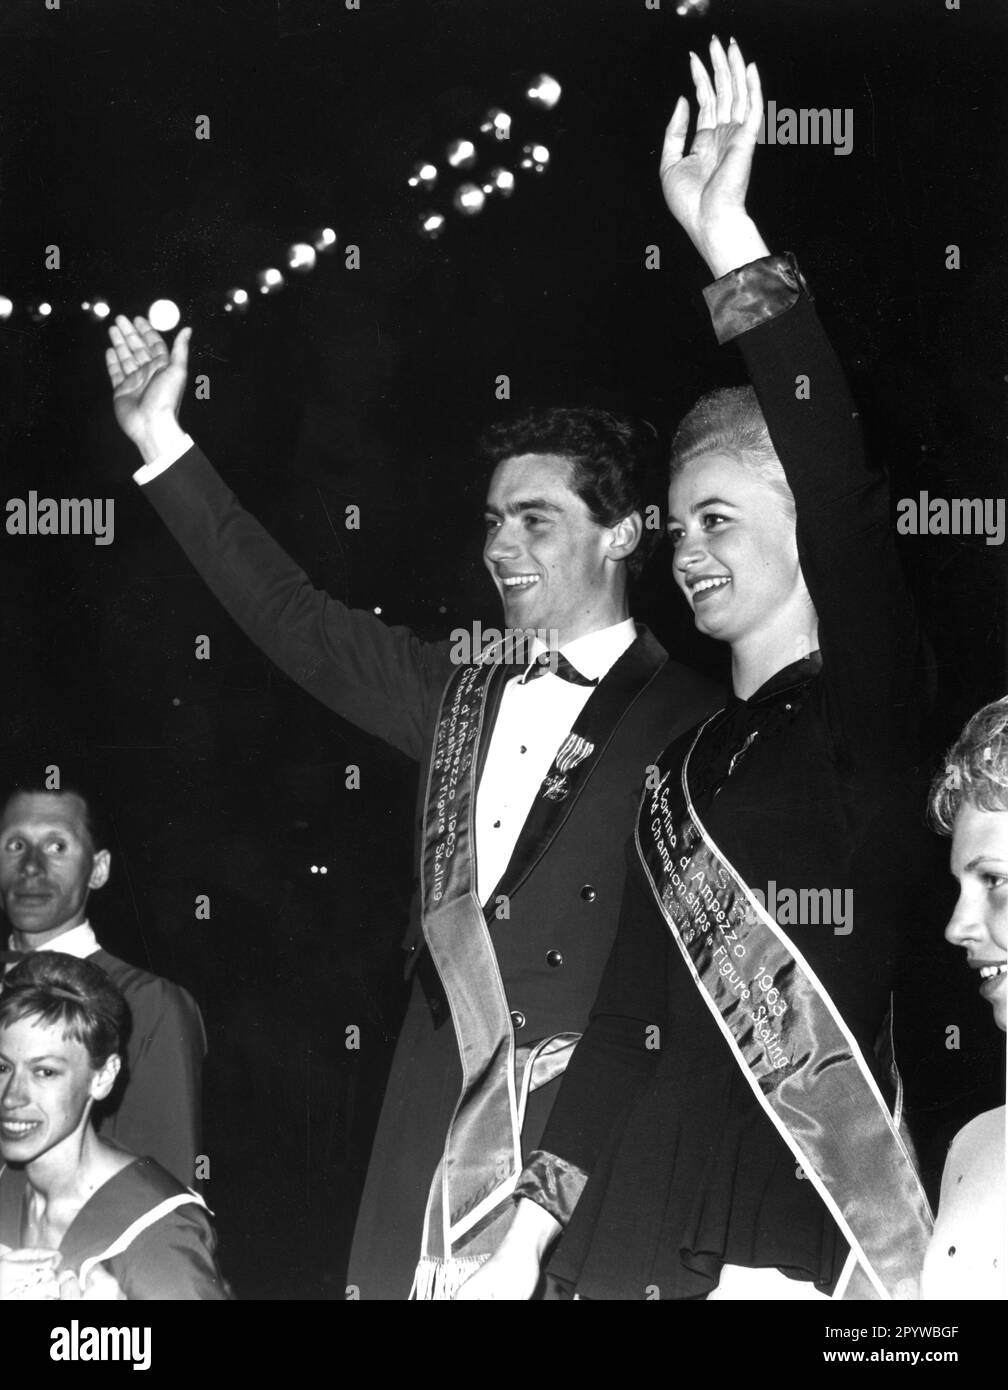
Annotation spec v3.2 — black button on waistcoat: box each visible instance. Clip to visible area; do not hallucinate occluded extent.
[546,950,563,968]
[510,1010,526,1030]
[580,885,597,902]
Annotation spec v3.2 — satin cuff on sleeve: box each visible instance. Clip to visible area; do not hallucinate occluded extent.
[514,1149,589,1228]
[702,252,810,345]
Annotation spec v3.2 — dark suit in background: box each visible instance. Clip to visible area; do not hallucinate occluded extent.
[92,946,206,1190]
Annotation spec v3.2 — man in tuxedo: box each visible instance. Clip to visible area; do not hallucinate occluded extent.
[0,786,206,1190]
[103,317,720,1296]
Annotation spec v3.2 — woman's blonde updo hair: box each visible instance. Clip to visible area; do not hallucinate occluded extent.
[929,696,1008,836]
[669,385,796,520]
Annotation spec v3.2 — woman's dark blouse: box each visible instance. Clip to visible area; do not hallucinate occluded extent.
[519,257,934,1300]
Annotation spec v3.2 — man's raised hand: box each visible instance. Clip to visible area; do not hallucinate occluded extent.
[660,36,769,278]
[106,315,191,462]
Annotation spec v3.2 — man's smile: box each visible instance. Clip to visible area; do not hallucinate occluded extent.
[500,574,541,591]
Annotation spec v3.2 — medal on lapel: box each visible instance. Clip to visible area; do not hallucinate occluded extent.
[540,733,595,801]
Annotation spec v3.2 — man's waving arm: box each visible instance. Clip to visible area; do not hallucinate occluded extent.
[105,316,442,761]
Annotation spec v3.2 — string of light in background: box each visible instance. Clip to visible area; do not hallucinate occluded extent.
[412,71,562,241]
[224,225,338,315]
[0,72,563,332]
[0,0,731,333]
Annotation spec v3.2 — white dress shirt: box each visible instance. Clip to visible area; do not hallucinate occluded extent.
[7,920,100,960]
[134,443,637,910]
[474,619,636,905]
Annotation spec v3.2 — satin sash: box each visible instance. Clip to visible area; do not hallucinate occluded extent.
[412,654,580,1300]
[635,717,933,1300]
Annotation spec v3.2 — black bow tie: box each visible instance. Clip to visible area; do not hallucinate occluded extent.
[521,652,599,687]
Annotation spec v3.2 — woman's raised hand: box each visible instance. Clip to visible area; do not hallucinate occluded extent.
[660,36,769,277]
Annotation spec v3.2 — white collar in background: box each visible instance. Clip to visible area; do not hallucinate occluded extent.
[8,920,100,959]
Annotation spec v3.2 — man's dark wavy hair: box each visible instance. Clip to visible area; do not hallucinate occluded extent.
[477,406,664,580]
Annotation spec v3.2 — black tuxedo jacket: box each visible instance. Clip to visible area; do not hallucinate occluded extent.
[142,446,721,1296]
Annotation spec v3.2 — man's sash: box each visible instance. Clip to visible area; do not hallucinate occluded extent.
[410,655,573,1299]
[411,641,661,1299]
[636,718,933,1300]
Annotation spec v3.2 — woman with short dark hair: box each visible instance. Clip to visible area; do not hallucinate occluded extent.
[0,952,227,1300]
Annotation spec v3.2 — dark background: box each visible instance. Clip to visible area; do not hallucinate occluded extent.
[0,0,1005,1298]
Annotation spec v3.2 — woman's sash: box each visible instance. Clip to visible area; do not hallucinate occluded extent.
[635,718,933,1300]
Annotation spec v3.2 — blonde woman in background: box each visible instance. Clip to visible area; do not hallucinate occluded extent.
[924,697,1008,1299]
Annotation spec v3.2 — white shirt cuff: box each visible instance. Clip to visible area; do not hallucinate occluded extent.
[132,433,196,485]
